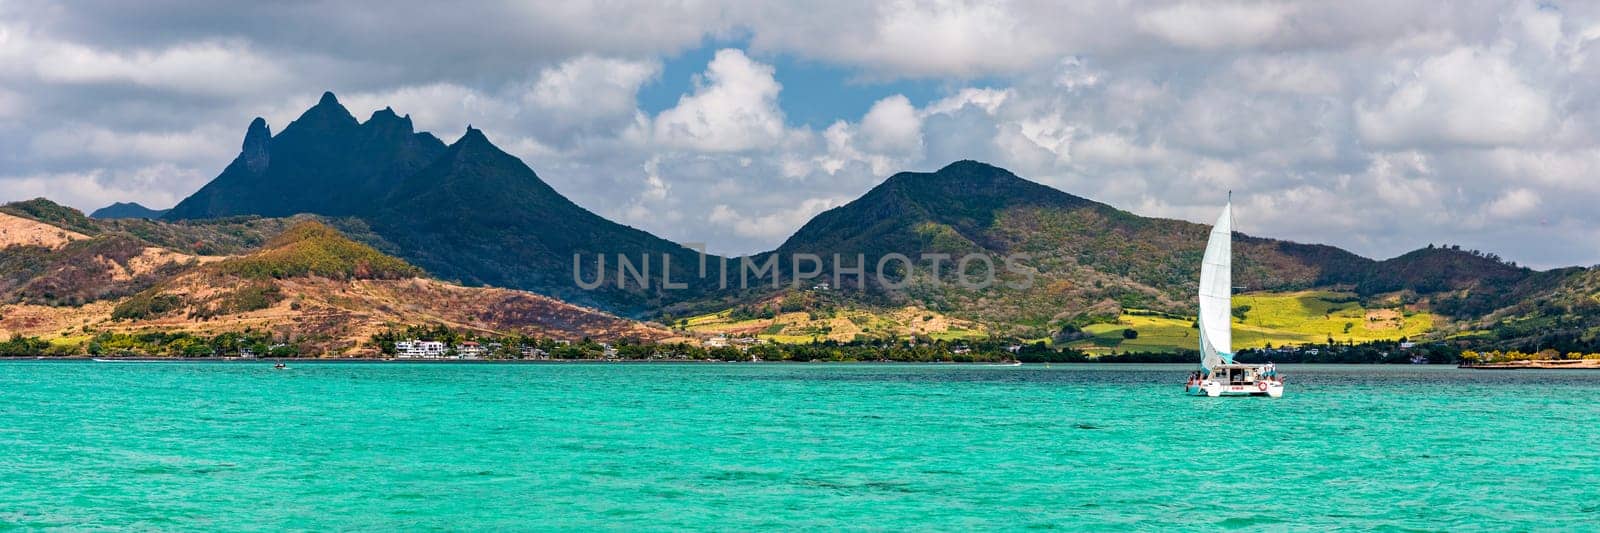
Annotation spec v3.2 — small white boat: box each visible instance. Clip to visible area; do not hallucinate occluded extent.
[1186,364,1283,397]
[1185,195,1285,398]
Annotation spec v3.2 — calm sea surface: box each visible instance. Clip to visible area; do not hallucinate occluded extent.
[2,362,1597,530]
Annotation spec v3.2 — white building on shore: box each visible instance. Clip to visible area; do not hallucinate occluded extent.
[396,340,447,358]
[457,341,487,358]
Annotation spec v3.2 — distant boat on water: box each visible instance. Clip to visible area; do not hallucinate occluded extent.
[1183,195,1285,398]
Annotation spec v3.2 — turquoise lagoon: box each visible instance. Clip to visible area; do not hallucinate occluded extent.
[2,362,1597,530]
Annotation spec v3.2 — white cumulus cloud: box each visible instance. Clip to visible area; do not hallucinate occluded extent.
[859,95,923,153]
[650,49,788,152]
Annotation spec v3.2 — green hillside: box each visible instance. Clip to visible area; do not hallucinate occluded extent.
[1466,267,1600,352]
[111,220,424,321]
[1,199,408,307]
[215,220,421,281]
[1,198,101,235]
[740,161,1519,339]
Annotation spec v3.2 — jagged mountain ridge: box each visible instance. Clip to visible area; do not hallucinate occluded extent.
[165,92,447,220]
[164,93,714,315]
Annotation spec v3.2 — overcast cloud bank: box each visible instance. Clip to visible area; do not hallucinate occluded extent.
[1,1,1597,268]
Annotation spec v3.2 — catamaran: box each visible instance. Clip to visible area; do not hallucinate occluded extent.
[1184,196,1285,398]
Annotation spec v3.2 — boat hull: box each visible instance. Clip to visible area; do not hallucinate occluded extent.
[1186,380,1284,398]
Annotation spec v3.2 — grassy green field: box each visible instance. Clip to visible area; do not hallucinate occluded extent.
[1071,291,1435,354]
[1234,290,1433,343]
[684,290,1433,351]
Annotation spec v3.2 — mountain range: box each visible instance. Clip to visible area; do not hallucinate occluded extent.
[163,92,708,314]
[30,91,1596,353]
[89,202,168,219]
[769,161,1564,325]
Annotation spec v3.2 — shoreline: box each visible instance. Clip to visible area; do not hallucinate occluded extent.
[1463,359,1600,370]
[0,356,1559,367]
[2,356,1031,365]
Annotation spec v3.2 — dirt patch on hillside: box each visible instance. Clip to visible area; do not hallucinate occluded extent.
[128,248,223,276]
[94,247,222,282]
[0,302,115,338]
[0,212,87,249]
[826,315,864,341]
[1364,309,1403,330]
[895,308,958,334]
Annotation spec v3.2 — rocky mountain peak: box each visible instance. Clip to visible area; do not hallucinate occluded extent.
[241,117,271,173]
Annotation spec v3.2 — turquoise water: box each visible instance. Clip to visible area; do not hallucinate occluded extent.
[2,362,1597,530]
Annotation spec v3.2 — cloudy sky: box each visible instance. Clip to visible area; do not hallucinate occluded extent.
[2,1,1598,268]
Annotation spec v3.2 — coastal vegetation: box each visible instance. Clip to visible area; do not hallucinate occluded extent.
[1233,340,1460,365]
[0,323,1474,366]
[369,326,1471,365]
[370,323,1040,362]
[1460,349,1600,364]
[0,330,295,358]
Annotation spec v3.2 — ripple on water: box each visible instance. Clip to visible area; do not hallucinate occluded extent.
[0,362,1596,530]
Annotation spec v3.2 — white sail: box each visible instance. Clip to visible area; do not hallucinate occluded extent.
[1197,201,1233,374]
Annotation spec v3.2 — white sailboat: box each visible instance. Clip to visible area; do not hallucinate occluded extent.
[1184,196,1284,398]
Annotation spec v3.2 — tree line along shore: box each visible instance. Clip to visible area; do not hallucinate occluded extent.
[8,324,1584,365]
